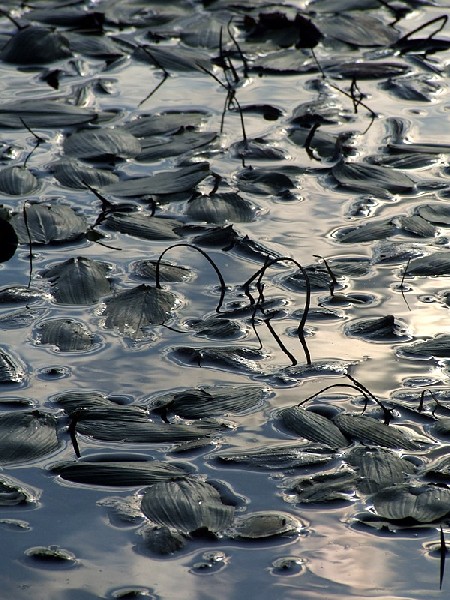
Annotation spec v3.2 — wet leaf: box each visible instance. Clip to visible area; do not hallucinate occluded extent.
[170,346,266,375]
[0,411,60,465]
[333,413,429,450]
[0,474,39,506]
[104,212,182,241]
[104,163,210,198]
[332,161,416,194]
[0,218,18,263]
[141,478,234,534]
[186,315,245,340]
[42,257,111,305]
[398,335,450,359]
[74,407,223,443]
[407,252,450,276]
[326,61,409,80]
[235,168,295,196]
[334,220,396,243]
[52,159,119,189]
[51,459,188,487]
[133,44,211,72]
[186,193,258,224]
[63,128,141,162]
[416,204,450,225]
[137,131,217,161]
[132,260,192,283]
[35,318,98,352]
[230,511,305,539]
[151,384,266,419]
[102,284,177,334]
[287,469,356,503]
[345,446,416,494]
[214,442,330,470]
[0,26,71,65]
[141,524,187,555]
[317,13,398,47]
[53,390,129,415]
[0,348,26,383]
[344,315,409,342]
[280,406,349,449]
[396,215,436,237]
[125,111,209,137]
[0,99,114,128]
[0,166,39,196]
[373,484,450,523]
[11,204,88,245]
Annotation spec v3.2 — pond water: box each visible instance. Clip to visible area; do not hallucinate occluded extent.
[0,1,450,598]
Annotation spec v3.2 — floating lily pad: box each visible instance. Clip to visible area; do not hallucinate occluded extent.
[35,318,98,352]
[52,159,119,189]
[11,204,88,245]
[214,443,330,470]
[140,524,187,555]
[345,446,416,494]
[235,168,295,196]
[105,163,210,198]
[372,484,450,523]
[133,44,211,72]
[229,511,305,539]
[64,128,141,162]
[51,459,188,487]
[131,260,192,283]
[151,384,266,419]
[406,252,450,276]
[42,257,111,305]
[170,346,266,375]
[287,469,356,503]
[0,100,114,129]
[0,26,71,65]
[0,411,60,465]
[186,192,258,224]
[102,284,177,335]
[104,212,182,241]
[398,335,450,359]
[332,161,415,195]
[333,413,429,450]
[0,166,39,196]
[137,131,217,161]
[0,348,26,384]
[344,315,409,342]
[125,111,209,137]
[141,479,235,534]
[280,406,349,449]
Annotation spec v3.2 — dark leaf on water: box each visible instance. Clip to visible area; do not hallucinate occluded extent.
[65,32,124,59]
[229,511,305,539]
[407,252,450,276]
[334,220,396,244]
[0,26,71,65]
[12,204,88,245]
[0,99,114,128]
[141,524,187,555]
[423,455,450,480]
[0,474,39,506]
[373,484,450,523]
[235,168,295,196]
[186,193,258,224]
[326,62,409,80]
[331,161,416,195]
[369,152,438,169]
[231,139,286,161]
[287,469,356,503]
[382,75,442,102]
[333,413,429,450]
[0,411,60,465]
[0,218,18,263]
[74,407,223,443]
[186,315,245,340]
[317,13,398,47]
[51,460,188,487]
[170,346,266,375]
[396,215,436,238]
[104,213,182,241]
[133,44,212,72]
[125,111,209,137]
[52,159,119,189]
[0,348,26,384]
[63,128,141,162]
[344,315,409,342]
[151,384,266,419]
[214,442,331,470]
[345,446,416,494]
[104,163,210,198]
[416,204,450,226]
[288,127,341,160]
[35,318,98,352]
[280,406,349,449]
[398,335,450,360]
[53,390,129,416]
[0,166,39,196]
[137,131,217,162]
[42,257,111,305]
[102,284,177,335]
[141,478,235,534]
[131,260,192,283]
[250,49,317,75]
